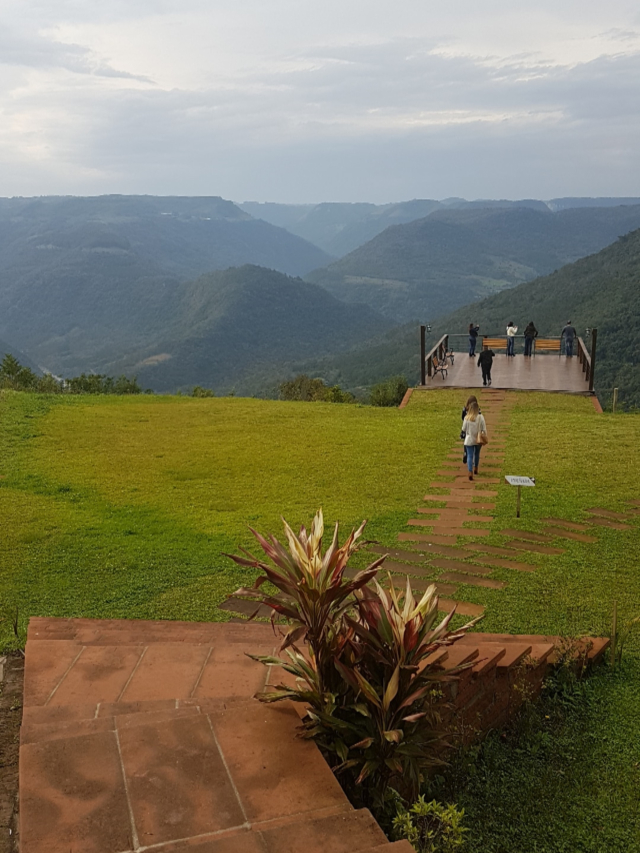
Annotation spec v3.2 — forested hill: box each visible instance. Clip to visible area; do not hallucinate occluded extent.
[0,195,332,376]
[306,205,640,323]
[103,265,393,394]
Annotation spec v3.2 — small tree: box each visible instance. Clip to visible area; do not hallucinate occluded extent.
[370,376,409,407]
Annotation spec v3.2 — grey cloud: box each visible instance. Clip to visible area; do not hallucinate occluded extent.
[0,26,153,80]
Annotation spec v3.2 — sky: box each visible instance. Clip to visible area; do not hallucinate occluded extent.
[1,0,640,202]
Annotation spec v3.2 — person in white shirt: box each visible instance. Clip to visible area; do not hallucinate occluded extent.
[506,321,518,357]
[462,401,488,480]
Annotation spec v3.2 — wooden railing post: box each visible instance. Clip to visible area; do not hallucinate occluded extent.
[420,325,426,385]
[589,328,597,392]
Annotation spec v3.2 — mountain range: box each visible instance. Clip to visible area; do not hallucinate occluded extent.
[306,204,640,323]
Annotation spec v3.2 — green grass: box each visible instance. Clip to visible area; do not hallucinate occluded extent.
[1,387,640,852]
[0,389,458,630]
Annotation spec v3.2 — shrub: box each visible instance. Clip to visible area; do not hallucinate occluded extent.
[370,375,409,407]
[393,796,467,853]
[279,374,354,403]
[192,386,215,397]
[226,511,479,810]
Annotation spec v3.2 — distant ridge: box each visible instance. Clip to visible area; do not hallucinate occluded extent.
[306,205,640,323]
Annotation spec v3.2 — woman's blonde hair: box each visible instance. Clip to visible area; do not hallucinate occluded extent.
[465,395,478,408]
[466,400,480,421]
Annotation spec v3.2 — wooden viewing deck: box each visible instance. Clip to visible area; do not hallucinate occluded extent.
[419,329,597,395]
[422,352,592,393]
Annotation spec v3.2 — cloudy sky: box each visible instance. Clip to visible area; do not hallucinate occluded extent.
[2,0,640,202]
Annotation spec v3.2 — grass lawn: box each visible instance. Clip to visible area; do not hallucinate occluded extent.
[1,387,639,852]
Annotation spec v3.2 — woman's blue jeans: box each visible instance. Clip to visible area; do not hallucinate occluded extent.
[469,336,476,355]
[466,444,481,472]
[524,337,533,356]
[507,336,515,356]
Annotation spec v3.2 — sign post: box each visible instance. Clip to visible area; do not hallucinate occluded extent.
[505,475,536,518]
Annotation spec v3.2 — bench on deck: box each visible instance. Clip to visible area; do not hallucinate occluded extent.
[533,338,561,355]
[482,337,507,351]
[432,353,448,379]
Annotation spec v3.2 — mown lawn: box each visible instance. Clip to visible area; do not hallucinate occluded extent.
[1,388,639,852]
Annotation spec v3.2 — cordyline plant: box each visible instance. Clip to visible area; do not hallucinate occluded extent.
[226,510,480,809]
[225,509,385,694]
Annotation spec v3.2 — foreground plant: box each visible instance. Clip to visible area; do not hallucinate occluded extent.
[226,512,480,809]
[225,509,385,693]
[392,796,467,853]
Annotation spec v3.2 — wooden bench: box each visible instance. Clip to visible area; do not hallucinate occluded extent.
[432,354,448,379]
[482,337,507,351]
[533,338,561,355]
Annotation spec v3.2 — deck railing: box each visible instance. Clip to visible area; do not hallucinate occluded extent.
[424,334,449,381]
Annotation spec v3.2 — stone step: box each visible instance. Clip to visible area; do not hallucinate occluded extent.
[429,558,495,576]
[540,517,594,531]
[415,509,494,523]
[368,546,427,563]
[439,572,507,590]
[473,557,537,572]
[393,540,472,559]
[464,543,523,559]
[586,517,632,531]
[423,494,497,508]
[430,482,498,492]
[439,599,485,617]
[500,529,552,543]
[586,507,632,520]
[507,540,565,556]
[544,525,598,543]
[407,520,491,536]
[397,532,462,547]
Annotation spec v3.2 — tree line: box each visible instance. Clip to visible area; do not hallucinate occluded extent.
[0,354,145,395]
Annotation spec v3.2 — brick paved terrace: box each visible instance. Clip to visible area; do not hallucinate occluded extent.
[19,618,609,853]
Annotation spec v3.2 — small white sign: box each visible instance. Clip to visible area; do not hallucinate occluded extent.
[505,476,536,487]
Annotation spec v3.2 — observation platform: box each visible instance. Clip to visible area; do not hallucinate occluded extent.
[421,352,592,394]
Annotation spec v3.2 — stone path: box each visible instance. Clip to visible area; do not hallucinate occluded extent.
[370,389,640,618]
[220,389,639,621]
[18,618,609,853]
[19,618,414,853]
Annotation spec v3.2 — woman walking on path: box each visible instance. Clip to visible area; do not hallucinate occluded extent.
[506,321,518,357]
[462,400,487,480]
[461,395,479,464]
[468,323,480,356]
[523,321,538,357]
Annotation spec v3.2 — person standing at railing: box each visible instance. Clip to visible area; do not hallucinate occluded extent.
[506,321,518,357]
[523,321,538,357]
[468,323,480,356]
[561,320,576,356]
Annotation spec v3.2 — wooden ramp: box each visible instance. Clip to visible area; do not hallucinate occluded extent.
[423,352,591,393]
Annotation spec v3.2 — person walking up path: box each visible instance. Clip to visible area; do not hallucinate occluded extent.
[523,321,538,357]
[561,320,576,356]
[462,400,487,480]
[477,347,495,386]
[468,323,480,356]
[506,321,518,357]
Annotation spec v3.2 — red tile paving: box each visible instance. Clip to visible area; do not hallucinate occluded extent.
[19,618,470,853]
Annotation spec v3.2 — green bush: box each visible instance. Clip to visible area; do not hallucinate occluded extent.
[370,375,409,407]
[226,511,479,811]
[192,386,215,398]
[279,374,354,403]
[393,796,467,853]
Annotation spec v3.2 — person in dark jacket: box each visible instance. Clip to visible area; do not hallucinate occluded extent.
[468,323,480,356]
[523,321,538,357]
[477,348,495,386]
[561,320,576,356]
